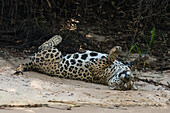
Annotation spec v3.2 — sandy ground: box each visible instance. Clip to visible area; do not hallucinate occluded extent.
[0,56,170,113]
[0,106,170,113]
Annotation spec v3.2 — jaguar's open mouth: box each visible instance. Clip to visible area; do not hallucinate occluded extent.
[108,75,138,90]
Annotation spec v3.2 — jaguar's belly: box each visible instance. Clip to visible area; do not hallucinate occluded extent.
[56,50,108,82]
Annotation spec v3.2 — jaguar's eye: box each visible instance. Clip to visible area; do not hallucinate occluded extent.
[119,71,127,77]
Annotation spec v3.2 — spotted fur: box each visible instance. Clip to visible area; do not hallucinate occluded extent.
[15,35,149,90]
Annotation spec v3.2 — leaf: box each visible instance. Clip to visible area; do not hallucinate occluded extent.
[147,26,156,54]
[160,32,166,43]
[149,26,155,48]
[128,43,136,55]
[135,44,142,56]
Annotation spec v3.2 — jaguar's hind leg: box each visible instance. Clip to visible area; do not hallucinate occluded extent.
[38,35,62,50]
[14,35,63,75]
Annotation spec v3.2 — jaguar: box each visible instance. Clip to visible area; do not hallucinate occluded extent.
[15,35,148,90]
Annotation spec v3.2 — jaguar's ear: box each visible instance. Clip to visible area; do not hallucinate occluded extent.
[128,55,149,71]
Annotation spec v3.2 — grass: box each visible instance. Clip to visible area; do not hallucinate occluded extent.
[128,26,156,56]
[128,43,141,56]
[147,26,155,54]
[160,32,167,44]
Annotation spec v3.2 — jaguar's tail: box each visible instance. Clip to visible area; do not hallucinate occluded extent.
[14,62,34,75]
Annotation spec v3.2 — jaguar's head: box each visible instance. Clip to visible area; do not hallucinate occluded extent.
[107,65,138,90]
[106,55,149,90]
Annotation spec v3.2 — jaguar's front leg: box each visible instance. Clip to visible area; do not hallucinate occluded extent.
[108,46,122,64]
[86,46,122,78]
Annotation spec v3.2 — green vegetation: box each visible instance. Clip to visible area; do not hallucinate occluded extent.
[160,32,167,44]
[128,43,141,56]
[147,27,155,54]
[14,58,18,62]
[128,27,156,56]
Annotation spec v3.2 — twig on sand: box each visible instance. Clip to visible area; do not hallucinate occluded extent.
[0,104,48,109]
[136,77,170,90]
